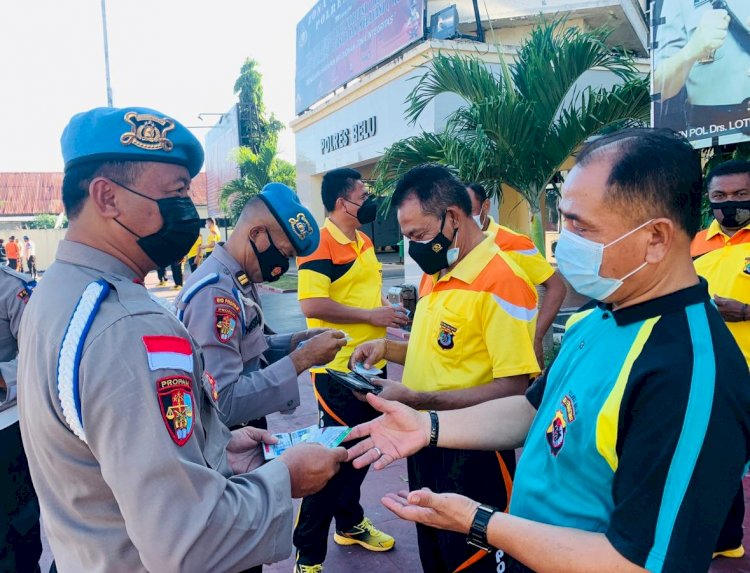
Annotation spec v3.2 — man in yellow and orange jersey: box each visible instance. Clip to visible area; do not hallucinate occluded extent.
[351,165,540,573]
[293,168,407,572]
[467,183,566,366]
[691,159,750,560]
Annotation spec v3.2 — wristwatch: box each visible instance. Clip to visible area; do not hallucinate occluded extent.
[466,504,498,552]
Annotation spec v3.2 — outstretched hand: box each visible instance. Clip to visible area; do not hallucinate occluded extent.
[382,488,480,535]
[345,392,430,470]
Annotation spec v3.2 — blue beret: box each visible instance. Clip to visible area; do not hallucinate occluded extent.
[61,106,204,178]
[258,183,320,257]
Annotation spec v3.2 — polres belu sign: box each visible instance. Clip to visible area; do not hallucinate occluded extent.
[296,0,425,115]
[321,116,377,155]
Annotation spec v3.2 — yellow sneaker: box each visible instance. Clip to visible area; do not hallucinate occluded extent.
[713,545,745,559]
[294,564,323,573]
[333,517,395,552]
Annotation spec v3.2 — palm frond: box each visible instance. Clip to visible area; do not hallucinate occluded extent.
[405,53,503,124]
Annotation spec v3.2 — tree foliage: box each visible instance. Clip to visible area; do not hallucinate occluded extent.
[234,58,284,154]
[375,19,651,252]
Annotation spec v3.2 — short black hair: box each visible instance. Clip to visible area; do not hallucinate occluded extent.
[706,160,750,188]
[467,182,488,204]
[576,128,702,237]
[392,164,472,217]
[321,168,361,212]
[62,161,144,219]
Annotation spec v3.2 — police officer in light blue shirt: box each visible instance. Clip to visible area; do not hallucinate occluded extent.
[654,0,750,130]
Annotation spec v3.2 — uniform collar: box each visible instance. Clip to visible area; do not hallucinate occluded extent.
[209,244,253,291]
[56,240,140,281]
[325,218,364,248]
[432,234,499,286]
[705,218,750,241]
[485,216,501,234]
[603,278,710,326]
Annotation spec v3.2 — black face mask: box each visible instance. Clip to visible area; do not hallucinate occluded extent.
[111,179,201,268]
[712,200,750,229]
[345,196,377,225]
[408,212,459,275]
[249,233,290,282]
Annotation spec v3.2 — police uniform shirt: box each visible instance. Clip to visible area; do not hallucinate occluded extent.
[485,216,554,286]
[691,218,750,366]
[512,280,750,573]
[403,234,540,393]
[18,240,293,573]
[176,244,299,427]
[0,265,33,422]
[656,0,750,106]
[297,218,386,372]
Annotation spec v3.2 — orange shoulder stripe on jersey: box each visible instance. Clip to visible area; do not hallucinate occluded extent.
[690,229,720,258]
[434,254,538,311]
[418,273,433,298]
[297,228,358,266]
[495,227,537,253]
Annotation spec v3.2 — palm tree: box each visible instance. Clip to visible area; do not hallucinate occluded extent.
[220,137,296,224]
[375,19,651,252]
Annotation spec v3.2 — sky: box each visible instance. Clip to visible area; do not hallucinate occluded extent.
[0,0,317,172]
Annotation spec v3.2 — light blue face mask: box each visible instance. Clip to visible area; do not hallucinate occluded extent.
[555,219,654,301]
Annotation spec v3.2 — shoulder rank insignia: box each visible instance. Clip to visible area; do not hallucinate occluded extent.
[156,376,194,446]
[120,111,175,151]
[289,212,314,241]
[235,271,250,287]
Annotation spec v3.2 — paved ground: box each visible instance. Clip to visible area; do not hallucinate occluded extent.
[38,261,750,572]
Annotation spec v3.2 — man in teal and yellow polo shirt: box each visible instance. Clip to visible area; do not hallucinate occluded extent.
[691,159,750,560]
[467,183,567,366]
[347,129,750,573]
[293,168,407,572]
[350,164,540,573]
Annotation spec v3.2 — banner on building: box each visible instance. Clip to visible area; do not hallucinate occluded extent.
[296,0,425,115]
[650,0,750,149]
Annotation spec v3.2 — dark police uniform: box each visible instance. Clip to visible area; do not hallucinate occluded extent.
[506,280,750,573]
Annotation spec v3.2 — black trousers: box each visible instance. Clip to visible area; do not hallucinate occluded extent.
[170,261,183,287]
[407,446,516,573]
[26,256,37,279]
[0,421,42,573]
[188,257,199,272]
[292,370,384,565]
[156,267,167,282]
[716,482,746,551]
[8,259,17,271]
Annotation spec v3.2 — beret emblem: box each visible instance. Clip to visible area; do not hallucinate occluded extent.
[289,212,314,241]
[120,111,175,152]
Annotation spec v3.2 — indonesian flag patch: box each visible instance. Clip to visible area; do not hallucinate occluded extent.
[143,336,194,372]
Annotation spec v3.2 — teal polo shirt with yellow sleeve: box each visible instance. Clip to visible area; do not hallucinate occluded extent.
[510,280,750,573]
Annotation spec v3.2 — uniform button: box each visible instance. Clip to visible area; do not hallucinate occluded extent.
[602,312,610,319]
[287,400,294,407]
[579,341,585,349]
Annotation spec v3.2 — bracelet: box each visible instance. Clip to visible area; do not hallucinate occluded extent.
[429,410,439,447]
[383,337,389,361]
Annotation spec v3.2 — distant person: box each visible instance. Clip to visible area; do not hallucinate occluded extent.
[169,259,183,290]
[22,236,36,280]
[187,234,202,271]
[203,217,221,259]
[467,182,567,365]
[0,239,7,266]
[5,237,19,271]
[691,159,750,560]
[156,266,167,286]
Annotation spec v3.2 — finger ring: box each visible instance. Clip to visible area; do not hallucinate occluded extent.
[373,447,383,457]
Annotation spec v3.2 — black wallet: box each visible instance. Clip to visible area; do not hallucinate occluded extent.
[326,369,382,394]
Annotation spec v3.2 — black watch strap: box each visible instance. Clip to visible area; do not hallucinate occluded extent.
[466,504,498,552]
[428,410,439,447]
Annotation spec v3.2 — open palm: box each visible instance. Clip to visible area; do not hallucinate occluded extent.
[346,393,430,470]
